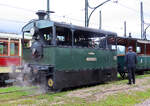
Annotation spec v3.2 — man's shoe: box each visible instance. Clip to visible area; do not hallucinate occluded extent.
[127,83,131,85]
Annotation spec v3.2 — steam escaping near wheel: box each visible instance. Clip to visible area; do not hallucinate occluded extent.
[10,62,54,93]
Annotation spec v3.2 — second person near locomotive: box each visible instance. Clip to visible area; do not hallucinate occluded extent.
[125,46,137,85]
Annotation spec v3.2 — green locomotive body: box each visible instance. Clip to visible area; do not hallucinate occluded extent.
[21,11,117,90]
[23,47,117,71]
[23,46,117,89]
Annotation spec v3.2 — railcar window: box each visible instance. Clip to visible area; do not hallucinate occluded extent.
[117,45,125,55]
[10,43,19,56]
[43,34,53,45]
[74,37,90,47]
[111,45,117,50]
[3,42,8,55]
[0,42,8,56]
[56,33,72,46]
[24,41,31,48]
[23,32,32,48]
[98,36,107,49]
[10,43,15,55]
[136,46,141,53]
[0,44,3,55]
[15,43,19,55]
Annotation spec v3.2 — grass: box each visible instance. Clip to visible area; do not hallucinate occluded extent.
[50,88,150,106]
[0,86,22,93]
[1,73,150,105]
[0,86,36,93]
[0,86,38,102]
[91,89,150,106]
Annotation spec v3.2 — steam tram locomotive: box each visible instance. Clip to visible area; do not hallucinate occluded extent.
[15,10,150,91]
[20,11,118,91]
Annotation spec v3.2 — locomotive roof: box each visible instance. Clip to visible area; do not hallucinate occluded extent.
[53,21,117,36]
[22,20,117,37]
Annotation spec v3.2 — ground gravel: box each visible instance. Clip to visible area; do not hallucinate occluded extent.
[135,99,150,106]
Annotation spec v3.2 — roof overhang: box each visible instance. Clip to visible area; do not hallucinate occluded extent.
[22,20,54,32]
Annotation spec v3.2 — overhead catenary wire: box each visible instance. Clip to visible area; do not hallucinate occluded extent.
[0,1,150,32]
[118,2,150,18]
[0,3,36,13]
[0,18,27,23]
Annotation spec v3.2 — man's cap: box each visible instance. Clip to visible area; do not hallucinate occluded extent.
[128,46,132,50]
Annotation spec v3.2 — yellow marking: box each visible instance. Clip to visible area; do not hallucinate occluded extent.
[0,67,21,73]
[48,79,54,87]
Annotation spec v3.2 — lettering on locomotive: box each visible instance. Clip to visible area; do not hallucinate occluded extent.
[86,57,97,61]
[88,52,95,55]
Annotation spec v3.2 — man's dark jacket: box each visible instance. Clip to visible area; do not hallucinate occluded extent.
[125,51,137,68]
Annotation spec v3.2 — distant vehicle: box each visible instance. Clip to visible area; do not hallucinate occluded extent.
[18,10,118,91]
[108,36,150,78]
[0,33,31,86]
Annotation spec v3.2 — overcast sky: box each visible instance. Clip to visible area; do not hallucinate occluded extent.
[0,0,150,39]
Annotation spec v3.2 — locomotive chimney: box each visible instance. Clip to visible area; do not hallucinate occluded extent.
[36,10,47,20]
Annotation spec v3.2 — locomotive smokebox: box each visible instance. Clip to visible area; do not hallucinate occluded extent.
[36,10,47,20]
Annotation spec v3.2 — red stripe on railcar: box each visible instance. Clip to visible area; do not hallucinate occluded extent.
[0,56,21,66]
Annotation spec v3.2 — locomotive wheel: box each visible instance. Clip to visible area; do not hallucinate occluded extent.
[47,78,62,92]
[47,78,54,87]
[46,78,55,91]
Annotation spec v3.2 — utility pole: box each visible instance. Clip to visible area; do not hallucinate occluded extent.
[140,2,144,39]
[85,0,88,27]
[99,11,102,29]
[47,0,50,19]
[124,21,126,37]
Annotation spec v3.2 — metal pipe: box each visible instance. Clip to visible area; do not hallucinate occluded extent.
[85,0,88,27]
[99,11,102,29]
[71,29,75,46]
[140,2,144,39]
[124,21,126,37]
[52,25,56,45]
[47,0,50,19]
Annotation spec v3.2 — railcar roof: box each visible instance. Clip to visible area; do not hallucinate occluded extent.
[108,36,150,45]
[22,20,117,37]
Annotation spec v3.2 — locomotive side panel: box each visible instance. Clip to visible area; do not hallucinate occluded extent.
[52,47,117,89]
[53,47,117,71]
[22,46,117,89]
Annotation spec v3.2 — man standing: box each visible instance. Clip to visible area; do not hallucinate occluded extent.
[125,46,137,84]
